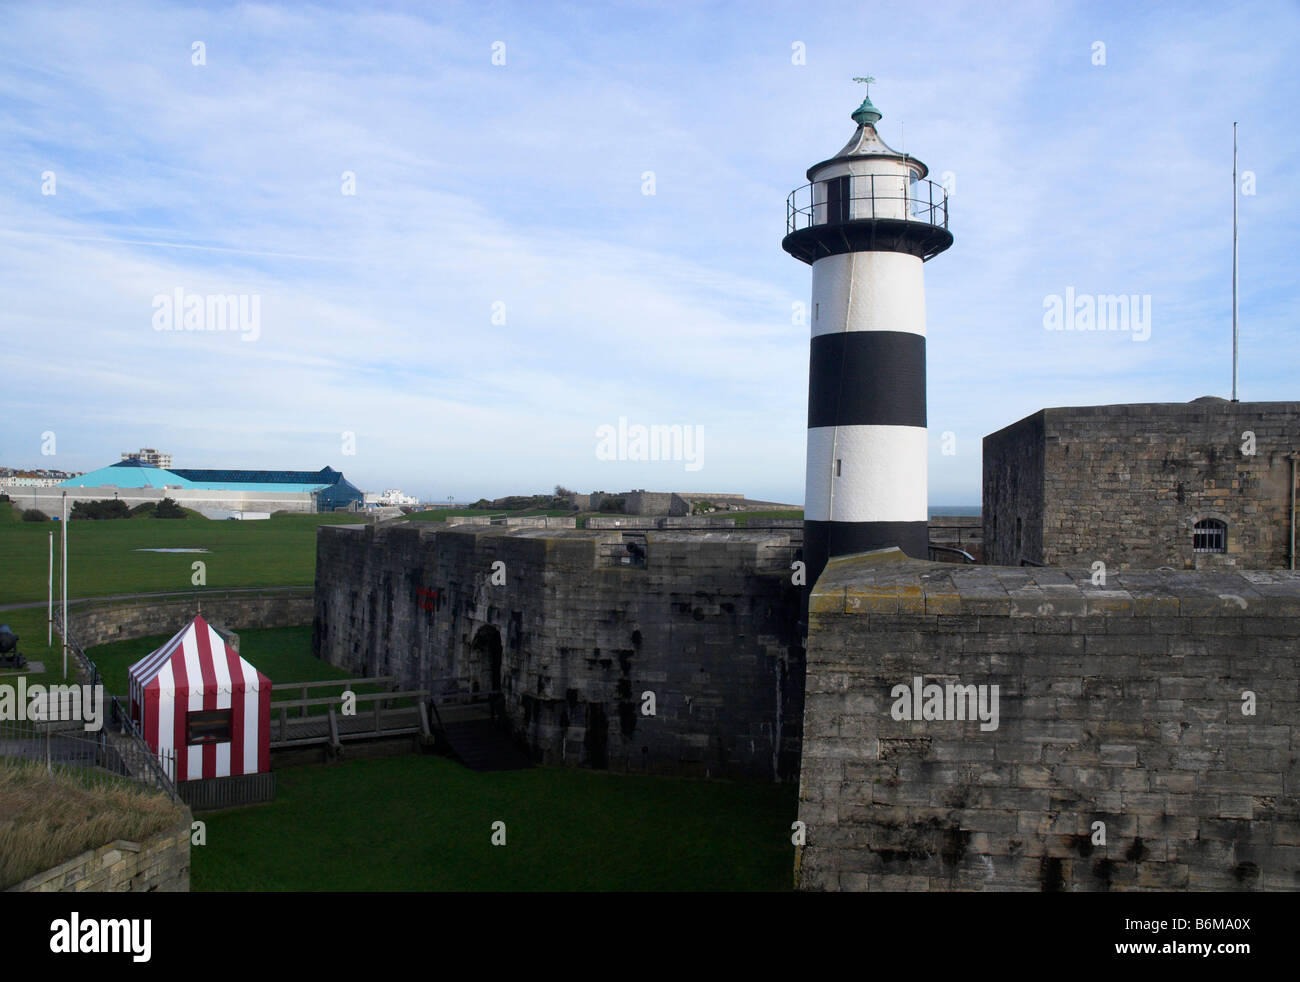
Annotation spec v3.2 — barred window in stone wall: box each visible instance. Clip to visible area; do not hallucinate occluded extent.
[1192,518,1227,553]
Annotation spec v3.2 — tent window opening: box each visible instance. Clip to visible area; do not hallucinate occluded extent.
[1193,518,1227,553]
[187,709,232,745]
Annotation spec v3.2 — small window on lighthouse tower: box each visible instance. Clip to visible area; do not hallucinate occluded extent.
[835,459,842,477]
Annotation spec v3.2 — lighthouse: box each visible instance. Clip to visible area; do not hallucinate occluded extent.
[782,80,953,593]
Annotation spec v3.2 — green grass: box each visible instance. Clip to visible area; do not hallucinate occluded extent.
[0,607,66,690]
[192,754,797,891]
[84,625,405,715]
[84,626,346,699]
[0,503,370,604]
[732,510,803,525]
[1,759,186,889]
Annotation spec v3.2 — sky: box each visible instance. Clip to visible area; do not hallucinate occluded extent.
[1,0,1296,507]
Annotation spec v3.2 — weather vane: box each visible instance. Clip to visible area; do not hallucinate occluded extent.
[852,76,875,93]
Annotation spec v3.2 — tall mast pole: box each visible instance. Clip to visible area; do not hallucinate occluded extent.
[1232,122,1239,402]
[61,491,68,678]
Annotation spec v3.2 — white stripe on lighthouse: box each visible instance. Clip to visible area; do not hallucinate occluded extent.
[810,251,927,339]
[805,424,928,523]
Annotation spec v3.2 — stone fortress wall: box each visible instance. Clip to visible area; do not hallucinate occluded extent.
[7,820,192,893]
[62,592,312,649]
[796,549,1300,891]
[314,523,806,780]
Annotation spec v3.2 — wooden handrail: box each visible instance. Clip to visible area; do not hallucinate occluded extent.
[271,675,395,691]
[270,689,427,710]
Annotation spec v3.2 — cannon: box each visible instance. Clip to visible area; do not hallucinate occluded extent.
[0,624,26,670]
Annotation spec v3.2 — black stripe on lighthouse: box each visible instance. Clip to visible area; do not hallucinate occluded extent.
[803,520,929,584]
[807,331,926,429]
[803,324,929,594]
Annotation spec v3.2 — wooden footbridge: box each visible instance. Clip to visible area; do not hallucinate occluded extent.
[269,677,431,750]
[270,676,531,770]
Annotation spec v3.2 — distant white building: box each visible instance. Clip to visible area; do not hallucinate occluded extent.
[122,447,173,468]
[0,471,83,488]
[364,489,418,507]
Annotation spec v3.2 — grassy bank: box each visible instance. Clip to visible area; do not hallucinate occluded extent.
[0,759,186,889]
[193,754,797,891]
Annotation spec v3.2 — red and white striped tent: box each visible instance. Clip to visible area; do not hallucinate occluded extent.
[128,614,270,782]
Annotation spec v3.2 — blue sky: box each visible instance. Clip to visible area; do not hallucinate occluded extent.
[1,0,1296,506]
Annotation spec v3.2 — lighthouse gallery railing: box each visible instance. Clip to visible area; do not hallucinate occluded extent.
[786,175,949,235]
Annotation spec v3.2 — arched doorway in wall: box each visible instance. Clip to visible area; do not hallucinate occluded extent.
[469,624,503,695]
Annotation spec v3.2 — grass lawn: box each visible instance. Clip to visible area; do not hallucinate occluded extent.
[1,759,186,889]
[0,607,68,690]
[0,504,370,604]
[84,626,347,699]
[7,618,405,713]
[732,510,804,525]
[84,625,406,714]
[193,754,797,891]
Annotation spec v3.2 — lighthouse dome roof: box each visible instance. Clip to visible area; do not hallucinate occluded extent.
[806,96,929,181]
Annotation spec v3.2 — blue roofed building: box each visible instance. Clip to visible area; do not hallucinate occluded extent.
[24,460,366,518]
[167,466,363,511]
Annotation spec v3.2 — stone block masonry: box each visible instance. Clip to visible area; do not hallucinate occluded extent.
[797,548,1300,891]
[7,815,192,892]
[66,593,313,649]
[314,523,806,780]
[983,399,1300,569]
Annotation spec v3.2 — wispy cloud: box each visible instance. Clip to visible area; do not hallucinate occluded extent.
[0,0,1295,505]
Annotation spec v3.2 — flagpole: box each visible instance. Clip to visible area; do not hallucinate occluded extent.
[61,491,68,679]
[1232,121,1239,402]
[47,530,53,646]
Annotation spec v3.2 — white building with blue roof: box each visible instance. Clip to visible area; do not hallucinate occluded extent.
[14,459,363,518]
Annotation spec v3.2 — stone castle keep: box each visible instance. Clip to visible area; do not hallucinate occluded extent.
[315,523,805,779]
[984,398,1300,570]
[313,88,1300,891]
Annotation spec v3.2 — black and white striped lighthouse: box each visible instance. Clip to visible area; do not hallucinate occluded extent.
[782,81,953,592]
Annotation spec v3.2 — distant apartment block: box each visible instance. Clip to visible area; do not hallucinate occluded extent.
[122,447,173,469]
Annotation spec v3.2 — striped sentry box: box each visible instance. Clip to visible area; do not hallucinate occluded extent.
[128,614,270,781]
